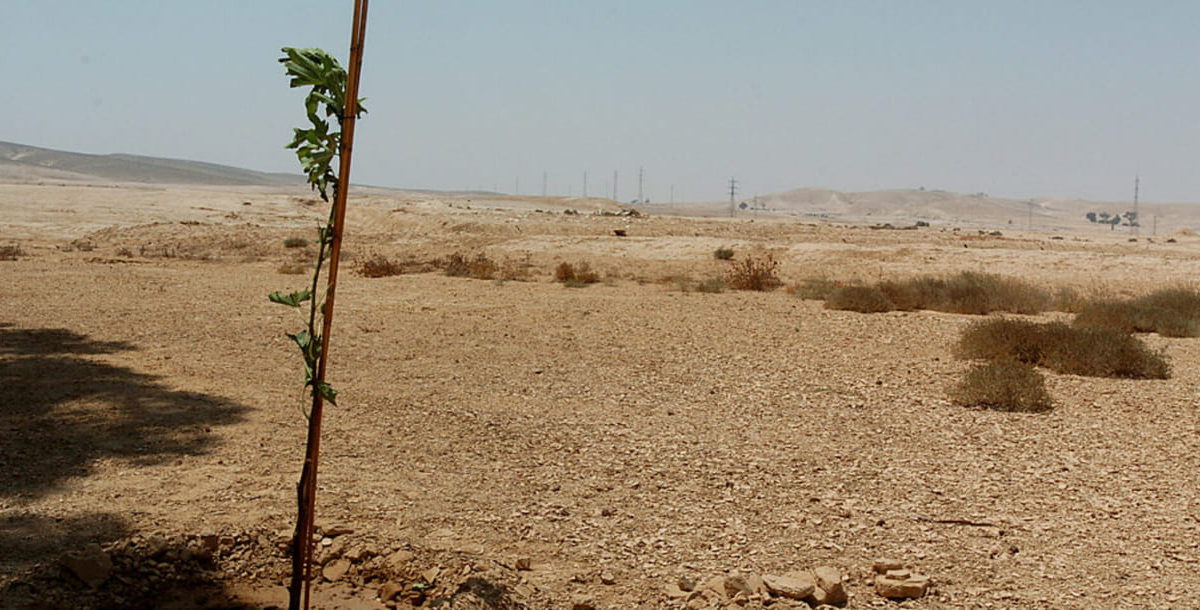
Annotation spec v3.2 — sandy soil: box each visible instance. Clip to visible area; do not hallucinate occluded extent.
[2,183,1200,609]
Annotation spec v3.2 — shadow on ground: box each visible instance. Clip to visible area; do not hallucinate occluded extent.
[0,323,251,603]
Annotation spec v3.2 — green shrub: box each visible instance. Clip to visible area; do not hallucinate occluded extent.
[726,254,781,291]
[713,247,735,261]
[951,360,1052,413]
[957,319,1169,379]
[283,236,308,248]
[825,285,895,313]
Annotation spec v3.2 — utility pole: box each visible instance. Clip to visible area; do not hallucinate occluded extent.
[1027,200,1034,230]
[1133,175,1140,236]
[613,170,618,201]
[669,184,674,204]
[515,177,519,195]
[583,171,588,197]
[542,171,547,196]
[728,177,738,217]
[638,167,644,203]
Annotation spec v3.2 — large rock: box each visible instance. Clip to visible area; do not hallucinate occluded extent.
[322,558,351,582]
[763,573,816,600]
[875,572,930,599]
[810,566,848,605]
[60,544,112,588]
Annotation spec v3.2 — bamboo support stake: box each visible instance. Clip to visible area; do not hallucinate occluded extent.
[288,2,368,609]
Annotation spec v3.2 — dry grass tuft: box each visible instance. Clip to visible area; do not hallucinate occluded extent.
[445,253,499,280]
[823,272,1050,315]
[358,255,410,278]
[0,245,22,261]
[824,285,894,313]
[725,254,781,291]
[713,247,735,261]
[277,263,307,275]
[951,360,1053,413]
[788,278,840,301]
[1073,288,1200,338]
[555,262,599,286]
[957,318,1169,379]
[695,277,727,294]
[282,237,308,248]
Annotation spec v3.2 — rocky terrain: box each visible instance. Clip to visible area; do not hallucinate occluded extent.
[2,180,1199,609]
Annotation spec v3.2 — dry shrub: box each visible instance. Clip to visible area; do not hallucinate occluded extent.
[696,277,727,293]
[726,254,781,291]
[824,285,894,313]
[358,255,408,278]
[277,263,306,275]
[952,360,1052,413]
[957,319,1169,379]
[823,272,1050,315]
[713,247,735,261]
[441,252,501,280]
[1074,288,1200,338]
[789,278,840,300]
[283,237,308,248]
[555,262,599,286]
[0,245,22,261]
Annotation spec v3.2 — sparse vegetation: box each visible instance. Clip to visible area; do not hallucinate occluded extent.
[283,236,309,248]
[357,255,408,278]
[1073,288,1200,338]
[554,261,599,286]
[0,245,23,260]
[713,247,735,261]
[957,318,1169,379]
[788,278,840,301]
[823,272,1050,315]
[277,263,307,275]
[696,277,727,293]
[951,360,1053,413]
[725,254,781,291]
[444,252,499,280]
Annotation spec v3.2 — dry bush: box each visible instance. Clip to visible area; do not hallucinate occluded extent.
[951,360,1053,413]
[957,319,1169,379]
[725,254,781,291]
[824,285,894,313]
[277,263,307,275]
[789,278,840,300]
[358,255,408,278]
[713,247,735,261]
[822,272,1050,315]
[555,262,599,286]
[0,245,23,261]
[1074,288,1200,338]
[696,277,727,293]
[283,237,308,248]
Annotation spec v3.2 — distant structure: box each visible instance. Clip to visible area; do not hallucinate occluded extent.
[583,171,588,197]
[1133,175,1140,237]
[542,171,547,196]
[728,177,738,217]
[638,167,644,203]
[612,170,618,201]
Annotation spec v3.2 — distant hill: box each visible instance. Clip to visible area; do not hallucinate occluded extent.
[0,140,302,186]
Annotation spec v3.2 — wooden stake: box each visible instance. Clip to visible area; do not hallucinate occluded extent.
[289,2,368,609]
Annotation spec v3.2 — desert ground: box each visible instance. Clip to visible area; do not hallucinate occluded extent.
[2,181,1200,609]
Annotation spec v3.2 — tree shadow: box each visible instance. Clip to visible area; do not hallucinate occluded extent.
[0,324,248,498]
[0,323,251,589]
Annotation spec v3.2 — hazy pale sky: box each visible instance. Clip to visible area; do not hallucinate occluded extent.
[4,1,1199,202]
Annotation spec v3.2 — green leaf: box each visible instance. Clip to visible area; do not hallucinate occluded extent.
[268,289,312,308]
[286,330,311,350]
[315,382,338,405]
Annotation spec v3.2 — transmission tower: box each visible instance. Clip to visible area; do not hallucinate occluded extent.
[612,170,618,201]
[728,177,738,217]
[583,171,588,197]
[1133,175,1140,236]
[638,167,644,203]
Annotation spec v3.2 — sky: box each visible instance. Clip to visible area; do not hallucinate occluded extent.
[4,1,1199,203]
